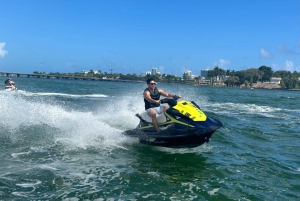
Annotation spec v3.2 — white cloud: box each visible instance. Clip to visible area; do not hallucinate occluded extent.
[272,64,280,71]
[272,60,300,72]
[218,59,230,69]
[284,60,294,72]
[181,65,189,73]
[260,48,272,59]
[213,59,230,69]
[0,42,8,58]
[278,44,298,54]
[158,66,165,74]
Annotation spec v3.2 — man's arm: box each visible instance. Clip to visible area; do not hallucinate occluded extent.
[158,89,182,98]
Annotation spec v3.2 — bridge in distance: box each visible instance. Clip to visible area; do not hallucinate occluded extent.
[0,72,142,83]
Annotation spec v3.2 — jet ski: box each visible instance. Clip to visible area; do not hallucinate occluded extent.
[124,98,223,148]
[5,80,17,91]
[5,86,17,91]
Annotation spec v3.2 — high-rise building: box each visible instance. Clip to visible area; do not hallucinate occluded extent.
[184,70,192,79]
[151,68,157,75]
[201,69,210,79]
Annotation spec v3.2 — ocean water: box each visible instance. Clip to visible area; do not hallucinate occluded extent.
[0,77,299,200]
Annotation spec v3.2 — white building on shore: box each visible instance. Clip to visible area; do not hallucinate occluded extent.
[270,77,282,84]
[184,70,196,79]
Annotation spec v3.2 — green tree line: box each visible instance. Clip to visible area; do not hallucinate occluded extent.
[34,65,300,89]
[205,66,299,89]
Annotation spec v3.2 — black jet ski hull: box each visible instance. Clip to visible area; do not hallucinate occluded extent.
[139,131,215,148]
[124,117,222,148]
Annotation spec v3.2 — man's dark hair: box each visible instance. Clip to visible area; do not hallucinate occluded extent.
[146,78,155,84]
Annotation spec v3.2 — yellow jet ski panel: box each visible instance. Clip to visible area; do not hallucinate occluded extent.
[173,100,207,121]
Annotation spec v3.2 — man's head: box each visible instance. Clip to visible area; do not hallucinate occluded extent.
[146,78,156,88]
[8,78,11,80]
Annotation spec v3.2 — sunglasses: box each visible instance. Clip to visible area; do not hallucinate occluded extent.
[149,82,156,85]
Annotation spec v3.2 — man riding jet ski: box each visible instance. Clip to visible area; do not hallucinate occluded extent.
[4,78,17,91]
[124,97,223,148]
[143,78,183,132]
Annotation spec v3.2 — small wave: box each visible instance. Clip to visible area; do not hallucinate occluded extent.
[16,180,42,188]
[207,188,219,195]
[18,91,108,98]
[212,102,282,113]
[39,164,59,171]
[11,147,46,158]
[11,192,29,197]
[157,143,213,154]
[209,102,299,119]
[11,152,30,158]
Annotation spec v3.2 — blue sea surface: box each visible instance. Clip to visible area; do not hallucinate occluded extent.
[0,77,299,200]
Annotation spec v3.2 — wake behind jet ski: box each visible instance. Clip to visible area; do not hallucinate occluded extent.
[124,97,223,148]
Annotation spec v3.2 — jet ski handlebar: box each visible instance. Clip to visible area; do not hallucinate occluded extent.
[160,96,179,107]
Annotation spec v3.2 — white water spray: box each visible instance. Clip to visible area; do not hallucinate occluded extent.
[0,90,140,150]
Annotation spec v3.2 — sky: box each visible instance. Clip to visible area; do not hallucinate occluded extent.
[0,0,299,76]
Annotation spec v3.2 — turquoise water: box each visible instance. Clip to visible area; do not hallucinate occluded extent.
[1,77,299,200]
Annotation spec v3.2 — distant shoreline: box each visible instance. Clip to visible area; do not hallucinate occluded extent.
[2,73,299,91]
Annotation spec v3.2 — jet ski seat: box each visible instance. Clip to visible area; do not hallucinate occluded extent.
[136,111,167,124]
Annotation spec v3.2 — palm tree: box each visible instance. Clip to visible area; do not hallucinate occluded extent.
[258,71,264,82]
[244,80,249,88]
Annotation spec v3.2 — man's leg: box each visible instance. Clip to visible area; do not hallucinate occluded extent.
[148,109,160,132]
[163,105,169,112]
